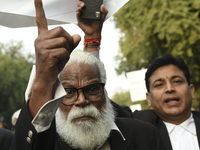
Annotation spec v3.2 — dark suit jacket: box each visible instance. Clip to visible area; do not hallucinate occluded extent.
[10,101,167,150]
[0,128,14,150]
[124,109,200,150]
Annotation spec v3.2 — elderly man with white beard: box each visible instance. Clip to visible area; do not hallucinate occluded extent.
[10,0,167,150]
[11,49,167,150]
[55,50,116,149]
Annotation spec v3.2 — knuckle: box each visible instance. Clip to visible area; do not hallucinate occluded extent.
[55,26,64,33]
[60,37,67,45]
[34,38,40,50]
[34,38,48,56]
[34,37,43,49]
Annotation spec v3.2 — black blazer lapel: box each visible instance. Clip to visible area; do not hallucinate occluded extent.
[192,112,200,148]
[56,131,130,150]
[156,118,172,150]
[109,130,131,150]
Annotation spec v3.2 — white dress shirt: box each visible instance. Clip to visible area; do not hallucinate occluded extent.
[163,114,199,150]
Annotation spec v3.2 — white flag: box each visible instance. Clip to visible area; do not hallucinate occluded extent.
[0,0,129,28]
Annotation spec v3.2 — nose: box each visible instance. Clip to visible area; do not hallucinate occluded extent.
[165,82,175,93]
[74,89,89,107]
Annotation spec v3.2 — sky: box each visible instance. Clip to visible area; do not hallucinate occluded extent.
[0,17,130,98]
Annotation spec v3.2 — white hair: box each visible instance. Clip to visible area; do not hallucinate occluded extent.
[64,49,107,83]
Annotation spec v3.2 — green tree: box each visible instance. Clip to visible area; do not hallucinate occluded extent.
[0,40,34,129]
[111,90,149,110]
[113,0,200,108]
[112,91,132,106]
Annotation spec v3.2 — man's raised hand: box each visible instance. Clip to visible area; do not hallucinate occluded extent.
[76,0,108,38]
[34,0,81,86]
[29,0,81,118]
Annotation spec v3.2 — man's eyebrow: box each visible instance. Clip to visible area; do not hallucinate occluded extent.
[152,75,183,85]
[152,78,164,85]
[62,83,75,88]
[171,75,182,79]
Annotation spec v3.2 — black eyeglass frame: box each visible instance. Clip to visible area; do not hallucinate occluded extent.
[61,83,105,106]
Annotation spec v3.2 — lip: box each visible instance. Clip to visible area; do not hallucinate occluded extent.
[164,97,180,103]
[73,116,94,122]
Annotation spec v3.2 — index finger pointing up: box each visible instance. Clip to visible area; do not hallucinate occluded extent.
[34,0,48,34]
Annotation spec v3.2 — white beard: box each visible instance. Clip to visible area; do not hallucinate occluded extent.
[55,96,115,150]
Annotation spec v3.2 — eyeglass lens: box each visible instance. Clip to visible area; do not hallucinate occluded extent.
[63,83,104,105]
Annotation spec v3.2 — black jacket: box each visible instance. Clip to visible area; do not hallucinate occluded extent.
[132,110,200,150]
[112,101,200,150]
[0,128,14,150]
[11,101,167,150]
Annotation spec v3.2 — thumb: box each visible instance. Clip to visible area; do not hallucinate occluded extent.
[72,34,81,49]
[101,4,108,21]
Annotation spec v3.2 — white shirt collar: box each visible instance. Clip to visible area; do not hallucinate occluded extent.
[111,121,126,141]
[25,65,66,102]
[163,113,196,135]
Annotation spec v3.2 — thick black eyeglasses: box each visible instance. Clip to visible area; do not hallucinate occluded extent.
[61,83,105,106]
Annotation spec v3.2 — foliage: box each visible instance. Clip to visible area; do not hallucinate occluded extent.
[111,90,132,106]
[113,0,200,107]
[114,0,200,74]
[0,41,34,129]
[111,90,150,110]
[193,88,200,110]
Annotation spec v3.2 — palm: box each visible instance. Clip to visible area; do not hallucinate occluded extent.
[79,19,102,36]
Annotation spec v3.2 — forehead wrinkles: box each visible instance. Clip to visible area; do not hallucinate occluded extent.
[60,62,101,83]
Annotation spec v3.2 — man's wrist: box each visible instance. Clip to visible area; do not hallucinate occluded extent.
[84,37,101,46]
[84,36,101,52]
[84,32,101,39]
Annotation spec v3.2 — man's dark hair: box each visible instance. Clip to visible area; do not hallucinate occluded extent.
[0,116,7,129]
[145,53,190,92]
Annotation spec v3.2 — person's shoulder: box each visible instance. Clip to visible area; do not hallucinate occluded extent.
[192,111,200,115]
[114,118,168,150]
[192,111,200,129]
[0,128,13,138]
[0,129,14,150]
[115,118,160,140]
[192,111,200,119]
[131,109,159,124]
[132,109,155,115]
[115,117,156,129]
[0,128,13,135]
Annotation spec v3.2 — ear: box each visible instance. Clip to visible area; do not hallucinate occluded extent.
[190,84,195,99]
[146,92,152,109]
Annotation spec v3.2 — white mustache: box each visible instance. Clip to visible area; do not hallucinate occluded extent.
[67,105,102,123]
